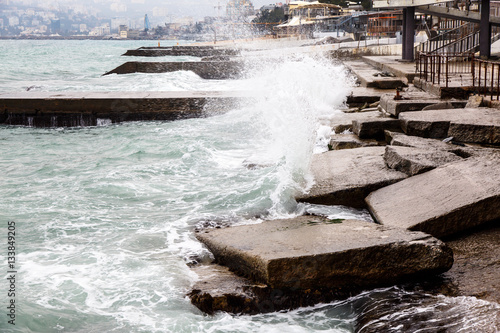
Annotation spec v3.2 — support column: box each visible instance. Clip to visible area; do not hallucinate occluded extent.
[403,6,415,61]
[480,0,491,59]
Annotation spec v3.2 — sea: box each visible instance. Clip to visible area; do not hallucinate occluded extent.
[0,39,498,333]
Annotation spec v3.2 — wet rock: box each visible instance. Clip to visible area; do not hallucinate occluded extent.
[319,111,383,134]
[188,264,355,315]
[443,221,500,304]
[384,145,463,176]
[297,147,407,207]
[196,217,453,291]
[366,155,500,238]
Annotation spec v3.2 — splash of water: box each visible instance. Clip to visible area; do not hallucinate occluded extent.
[229,54,354,216]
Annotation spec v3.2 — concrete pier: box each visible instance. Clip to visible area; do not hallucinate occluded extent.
[103,61,244,79]
[122,46,240,57]
[0,91,244,127]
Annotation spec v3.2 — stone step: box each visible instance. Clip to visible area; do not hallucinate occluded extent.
[319,110,385,134]
[399,108,500,144]
[195,217,453,290]
[366,155,500,238]
[296,146,408,207]
[344,60,408,89]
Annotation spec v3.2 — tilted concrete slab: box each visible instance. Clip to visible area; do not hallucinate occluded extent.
[297,146,408,207]
[344,60,408,89]
[384,145,463,176]
[399,108,500,144]
[380,92,467,117]
[366,155,500,238]
[196,217,453,290]
[361,56,417,82]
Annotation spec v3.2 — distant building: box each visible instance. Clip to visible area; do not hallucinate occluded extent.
[119,24,128,38]
[226,0,255,21]
[0,18,4,29]
[8,16,19,26]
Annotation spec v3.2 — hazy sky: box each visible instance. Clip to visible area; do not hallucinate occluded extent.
[5,0,277,20]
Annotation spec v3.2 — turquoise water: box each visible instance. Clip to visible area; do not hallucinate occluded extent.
[0,40,499,332]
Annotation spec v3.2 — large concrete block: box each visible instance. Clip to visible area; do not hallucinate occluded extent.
[400,108,500,144]
[352,118,401,139]
[196,217,453,290]
[366,155,500,238]
[297,147,407,207]
[384,146,463,176]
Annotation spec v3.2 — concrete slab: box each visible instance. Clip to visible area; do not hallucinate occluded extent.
[344,60,408,89]
[384,145,463,176]
[297,146,408,207]
[366,155,500,238]
[352,117,402,139]
[319,111,386,133]
[361,56,417,82]
[188,263,355,314]
[196,217,453,290]
[103,61,244,79]
[0,91,247,127]
[399,108,500,144]
[329,133,382,150]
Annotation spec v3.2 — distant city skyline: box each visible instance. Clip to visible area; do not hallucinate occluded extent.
[1,0,281,20]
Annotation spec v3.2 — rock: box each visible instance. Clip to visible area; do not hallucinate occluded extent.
[399,108,500,144]
[443,222,500,304]
[188,264,355,315]
[196,217,453,290]
[297,147,407,207]
[329,134,382,150]
[352,117,402,139]
[421,101,454,111]
[366,155,500,238]
[344,61,407,89]
[384,146,463,176]
[465,95,484,108]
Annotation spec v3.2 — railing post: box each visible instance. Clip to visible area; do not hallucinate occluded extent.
[446,55,449,88]
[491,62,494,100]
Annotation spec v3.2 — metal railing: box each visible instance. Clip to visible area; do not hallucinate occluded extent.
[415,22,479,54]
[473,58,500,100]
[416,52,474,87]
[417,52,500,100]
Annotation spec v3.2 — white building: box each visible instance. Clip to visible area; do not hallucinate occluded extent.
[8,16,19,26]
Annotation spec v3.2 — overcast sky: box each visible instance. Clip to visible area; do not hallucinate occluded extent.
[5,0,278,20]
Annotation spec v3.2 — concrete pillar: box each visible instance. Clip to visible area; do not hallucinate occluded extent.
[403,6,415,61]
[480,0,491,59]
